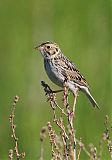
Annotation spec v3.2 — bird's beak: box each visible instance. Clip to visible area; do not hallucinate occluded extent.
[34,44,43,52]
[34,45,39,50]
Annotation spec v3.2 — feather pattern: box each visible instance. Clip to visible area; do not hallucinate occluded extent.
[37,41,99,108]
[53,53,89,87]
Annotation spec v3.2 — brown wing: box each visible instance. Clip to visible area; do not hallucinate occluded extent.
[54,54,89,88]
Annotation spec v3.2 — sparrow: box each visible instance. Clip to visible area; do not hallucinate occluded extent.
[35,41,99,109]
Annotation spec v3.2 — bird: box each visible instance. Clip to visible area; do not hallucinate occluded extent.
[35,41,99,109]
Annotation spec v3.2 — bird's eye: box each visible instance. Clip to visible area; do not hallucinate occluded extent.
[55,48,58,52]
[47,46,50,49]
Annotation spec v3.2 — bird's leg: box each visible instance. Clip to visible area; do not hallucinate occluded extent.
[70,89,78,120]
[68,95,77,125]
[71,92,78,160]
[72,95,77,118]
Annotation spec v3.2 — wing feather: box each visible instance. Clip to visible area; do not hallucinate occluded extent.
[54,54,89,88]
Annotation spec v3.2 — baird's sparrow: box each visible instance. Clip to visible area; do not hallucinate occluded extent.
[35,41,99,108]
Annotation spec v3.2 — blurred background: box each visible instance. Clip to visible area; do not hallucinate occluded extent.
[0,0,111,159]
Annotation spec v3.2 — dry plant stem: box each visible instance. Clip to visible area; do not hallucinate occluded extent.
[55,101,67,116]
[89,144,97,160]
[68,125,76,160]
[77,138,82,160]
[103,115,112,159]
[39,126,48,160]
[41,81,67,117]
[9,95,25,160]
[76,139,91,158]
[47,122,62,160]
[41,81,78,160]
[98,140,103,159]
[77,147,82,160]
[40,84,112,160]
[63,85,77,160]
[54,118,69,160]
[9,149,13,160]
[63,85,70,116]
[39,142,44,160]
[61,131,69,160]
[54,118,68,141]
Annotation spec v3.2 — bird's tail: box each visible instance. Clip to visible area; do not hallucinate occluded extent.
[80,86,99,109]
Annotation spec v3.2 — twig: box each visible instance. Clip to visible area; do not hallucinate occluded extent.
[9,149,13,160]
[41,81,67,118]
[102,115,112,159]
[63,85,78,160]
[47,122,62,160]
[39,126,47,160]
[76,138,91,158]
[40,81,112,160]
[41,81,78,160]
[77,138,82,160]
[54,118,69,160]
[9,95,25,160]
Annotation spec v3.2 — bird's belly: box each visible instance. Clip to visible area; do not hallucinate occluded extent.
[44,60,64,87]
[66,80,79,94]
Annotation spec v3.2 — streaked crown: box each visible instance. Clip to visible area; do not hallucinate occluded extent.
[36,41,61,59]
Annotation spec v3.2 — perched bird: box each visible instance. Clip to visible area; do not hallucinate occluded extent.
[35,41,99,108]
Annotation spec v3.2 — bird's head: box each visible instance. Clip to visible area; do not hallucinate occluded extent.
[35,41,61,59]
